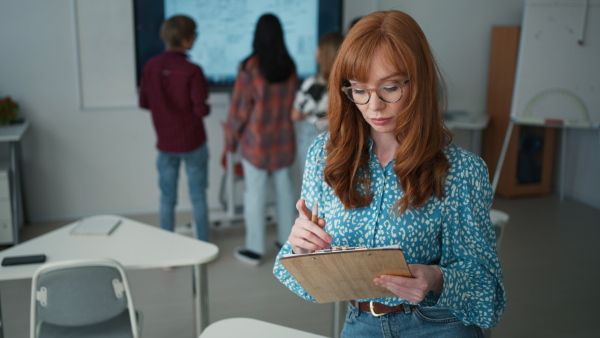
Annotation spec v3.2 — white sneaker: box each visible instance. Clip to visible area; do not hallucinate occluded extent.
[233,247,262,266]
[175,222,194,237]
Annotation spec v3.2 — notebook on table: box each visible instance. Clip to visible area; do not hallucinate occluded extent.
[70,215,121,236]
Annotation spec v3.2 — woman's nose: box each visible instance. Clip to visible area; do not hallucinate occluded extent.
[368,91,386,111]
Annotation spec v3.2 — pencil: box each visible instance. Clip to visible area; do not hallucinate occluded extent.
[309,201,319,253]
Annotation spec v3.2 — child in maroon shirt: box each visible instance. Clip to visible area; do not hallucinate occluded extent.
[139,15,211,242]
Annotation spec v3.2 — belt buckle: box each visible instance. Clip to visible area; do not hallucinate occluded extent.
[369,301,385,317]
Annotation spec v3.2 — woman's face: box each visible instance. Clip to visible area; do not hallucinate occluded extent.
[348,48,410,138]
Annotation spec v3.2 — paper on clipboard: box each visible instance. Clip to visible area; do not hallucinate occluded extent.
[70,215,121,236]
[280,245,412,303]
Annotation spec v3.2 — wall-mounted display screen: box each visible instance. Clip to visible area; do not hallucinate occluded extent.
[134,0,342,89]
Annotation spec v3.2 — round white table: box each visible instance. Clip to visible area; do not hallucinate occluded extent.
[199,318,328,338]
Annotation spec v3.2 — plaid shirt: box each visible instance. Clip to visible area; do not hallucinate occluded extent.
[226,55,297,171]
[139,51,210,153]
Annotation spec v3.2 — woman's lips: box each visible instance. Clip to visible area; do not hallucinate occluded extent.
[371,117,392,126]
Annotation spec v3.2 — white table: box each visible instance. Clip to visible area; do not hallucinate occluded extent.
[444,111,489,155]
[0,216,219,337]
[199,318,328,338]
[0,120,30,245]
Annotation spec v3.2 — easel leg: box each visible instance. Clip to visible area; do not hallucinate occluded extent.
[492,120,515,194]
[559,128,567,201]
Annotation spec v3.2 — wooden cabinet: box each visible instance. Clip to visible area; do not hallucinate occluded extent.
[482,26,556,197]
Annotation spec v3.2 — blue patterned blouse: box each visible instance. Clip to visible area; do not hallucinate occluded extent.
[273,132,506,329]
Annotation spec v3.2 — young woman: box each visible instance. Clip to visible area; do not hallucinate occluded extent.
[291,31,344,172]
[226,14,297,265]
[274,10,506,337]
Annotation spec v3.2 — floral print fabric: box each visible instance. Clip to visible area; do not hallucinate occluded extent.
[273,132,506,329]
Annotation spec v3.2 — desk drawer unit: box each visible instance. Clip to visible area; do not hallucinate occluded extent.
[0,166,13,244]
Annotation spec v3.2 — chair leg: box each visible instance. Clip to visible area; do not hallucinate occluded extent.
[332,301,346,338]
[219,173,228,210]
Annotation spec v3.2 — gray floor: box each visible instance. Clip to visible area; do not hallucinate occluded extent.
[2,194,599,337]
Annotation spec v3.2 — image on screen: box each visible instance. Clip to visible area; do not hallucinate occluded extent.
[166,0,317,86]
[134,0,342,88]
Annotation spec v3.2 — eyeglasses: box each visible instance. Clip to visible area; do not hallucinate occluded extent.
[341,79,410,105]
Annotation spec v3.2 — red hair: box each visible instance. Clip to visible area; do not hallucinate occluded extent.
[325,10,451,213]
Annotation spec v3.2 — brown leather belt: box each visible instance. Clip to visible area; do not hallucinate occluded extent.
[350,300,417,317]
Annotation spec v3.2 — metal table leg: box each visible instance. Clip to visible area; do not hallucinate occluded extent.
[9,141,23,244]
[193,264,209,336]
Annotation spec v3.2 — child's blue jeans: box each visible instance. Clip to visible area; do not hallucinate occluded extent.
[241,158,296,254]
[157,144,209,242]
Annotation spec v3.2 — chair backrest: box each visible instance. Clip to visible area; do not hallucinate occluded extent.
[221,123,244,177]
[490,209,510,251]
[30,258,139,337]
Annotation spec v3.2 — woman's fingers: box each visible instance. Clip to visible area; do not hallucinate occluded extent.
[373,265,443,303]
[297,198,327,229]
[373,274,426,303]
[290,199,332,253]
[296,198,311,220]
[289,218,331,248]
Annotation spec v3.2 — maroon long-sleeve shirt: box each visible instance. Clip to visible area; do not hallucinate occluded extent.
[139,51,210,153]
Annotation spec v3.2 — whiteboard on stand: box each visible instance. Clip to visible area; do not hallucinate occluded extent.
[510,0,599,129]
[74,0,138,109]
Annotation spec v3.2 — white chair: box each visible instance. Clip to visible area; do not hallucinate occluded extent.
[489,209,509,250]
[332,301,347,338]
[30,258,141,338]
[484,209,509,338]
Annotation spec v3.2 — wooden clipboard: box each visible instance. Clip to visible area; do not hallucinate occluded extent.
[280,245,412,303]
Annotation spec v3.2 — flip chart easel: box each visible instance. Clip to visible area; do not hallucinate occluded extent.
[492,0,600,198]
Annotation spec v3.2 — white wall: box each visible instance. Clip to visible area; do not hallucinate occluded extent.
[345,0,600,209]
[379,1,524,114]
[1,0,169,222]
[0,0,597,223]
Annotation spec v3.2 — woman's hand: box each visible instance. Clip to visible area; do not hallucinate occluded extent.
[373,264,444,304]
[288,199,332,254]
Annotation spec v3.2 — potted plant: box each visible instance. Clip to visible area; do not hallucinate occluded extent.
[0,96,19,126]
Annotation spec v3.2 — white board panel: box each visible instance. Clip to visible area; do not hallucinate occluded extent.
[75,0,137,109]
[511,0,600,128]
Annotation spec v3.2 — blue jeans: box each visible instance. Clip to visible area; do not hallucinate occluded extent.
[296,119,322,173]
[241,159,296,255]
[157,144,210,242]
[342,303,483,338]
